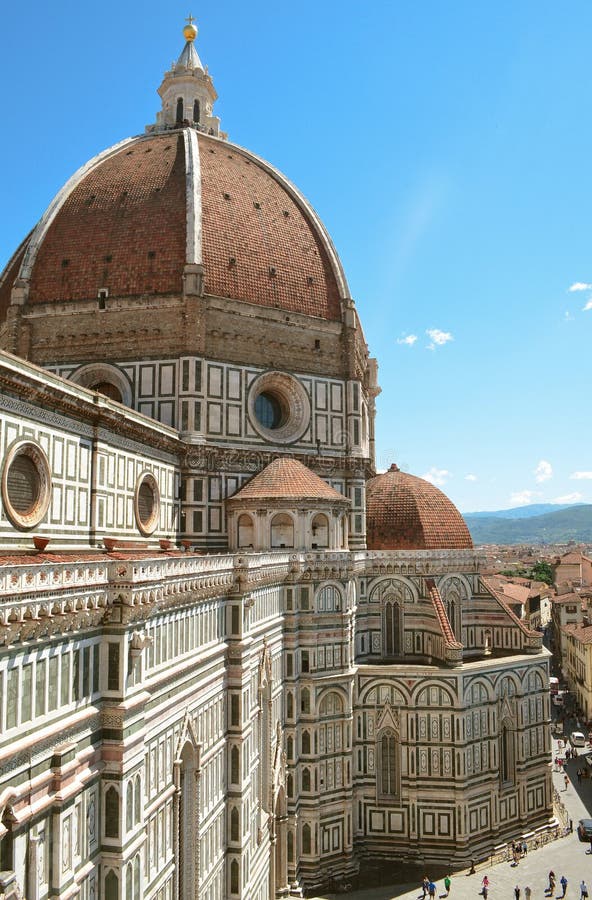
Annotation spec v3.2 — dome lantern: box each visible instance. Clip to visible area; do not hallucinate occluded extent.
[148,16,226,138]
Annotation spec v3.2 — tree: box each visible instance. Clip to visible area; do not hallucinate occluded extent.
[529,561,554,586]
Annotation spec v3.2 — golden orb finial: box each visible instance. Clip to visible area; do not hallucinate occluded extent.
[183,14,198,42]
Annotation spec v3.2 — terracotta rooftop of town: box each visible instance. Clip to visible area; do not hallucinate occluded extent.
[0,130,344,323]
[365,464,473,551]
[226,458,350,504]
[563,622,592,644]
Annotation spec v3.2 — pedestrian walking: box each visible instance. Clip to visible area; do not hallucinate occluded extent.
[482,875,490,897]
[580,881,588,900]
[564,774,570,791]
[560,876,568,898]
[444,875,451,896]
[525,886,532,900]
[422,876,430,898]
[522,839,528,857]
[515,886,520,900]
[578,769,583,785]
[429,880,437,900]
[547,872,556,895]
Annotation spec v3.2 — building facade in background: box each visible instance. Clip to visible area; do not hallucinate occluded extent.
[0,20,552,900]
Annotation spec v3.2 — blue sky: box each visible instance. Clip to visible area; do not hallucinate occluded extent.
[1,1,591,513]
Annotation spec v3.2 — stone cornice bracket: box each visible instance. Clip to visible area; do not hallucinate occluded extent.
[183,263,205,297]
[9,277,29,307]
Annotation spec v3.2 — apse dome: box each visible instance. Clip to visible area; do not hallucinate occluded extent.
[366,464,473,551]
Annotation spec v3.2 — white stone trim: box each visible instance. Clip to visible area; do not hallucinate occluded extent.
[18,136,140,285]
[183,127,203,266]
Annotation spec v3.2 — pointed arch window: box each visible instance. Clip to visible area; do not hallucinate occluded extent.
[230,806,239,842]
[378,728,399,799]
[302,823,311,855]
[302,767,311,791]
[193,100,200,123]
[105,786,120,838]
[384,599,403,656]
[500,721,515,785]
[176,98,184,124]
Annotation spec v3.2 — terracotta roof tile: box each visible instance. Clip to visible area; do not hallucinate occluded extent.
[227,458,349,503]
[28,134,186,303]
[199,135,341,319]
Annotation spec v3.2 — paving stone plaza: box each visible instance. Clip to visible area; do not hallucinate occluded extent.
[314,755,592,900]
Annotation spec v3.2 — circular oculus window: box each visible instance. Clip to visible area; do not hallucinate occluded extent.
[248,372,310,444]
[134,473,160,536]
[1,441,52,530]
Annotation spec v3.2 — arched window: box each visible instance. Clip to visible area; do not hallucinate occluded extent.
[316,585,342,612]
[126,863,133,900]
[378,729,398,798]
[271,514,294,549]
[302,823,311,855]
[133,855,140,900]
[134,854,140,900]
[302,730,311,755]
[230,806,239,841]
[287,774,294,798]
[384,600,402,656]
[231,745,240,784]
[287,692,294,719]
[446,590,461,638]
[230,859,239,894]
[193,99,200,123]
[302,767,311,791]
[287,735,294,759]
[340,514,348,549]
[105,870,119,900]
[134,775,141,824]
[311,513,329,549]
[237,514,254,548]
[126,781,133,830]
[105,786,119,838]
[176,98,184,124]
[301,687,310,714]
[500,722,515,784]
[287,830,294,862]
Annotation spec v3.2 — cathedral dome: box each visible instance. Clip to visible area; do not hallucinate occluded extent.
[0,129,346,323]
[366,464,473,551]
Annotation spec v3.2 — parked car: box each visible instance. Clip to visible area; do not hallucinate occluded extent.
[571,731,586,747]
[578,818,592,840]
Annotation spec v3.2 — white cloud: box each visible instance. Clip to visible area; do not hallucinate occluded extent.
[553,492,583,504]
[465,474,477,482]
[509,490,541,506]
[396,334,418,346]
[534,459,553,483]
[569,282,592,291]
[421,467,451,486]
[565,310,574,321]
[583,299,592,311]
[426,328,453,350]
[570,471,592,480]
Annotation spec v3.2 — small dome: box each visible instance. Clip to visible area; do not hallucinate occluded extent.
[227,458,349,504]
[366,464,473,551]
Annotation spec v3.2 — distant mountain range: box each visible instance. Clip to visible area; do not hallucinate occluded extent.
[465,503,577,520]
[464,503,592,545]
